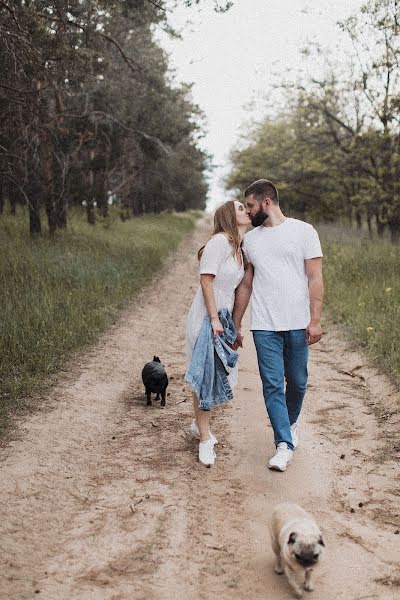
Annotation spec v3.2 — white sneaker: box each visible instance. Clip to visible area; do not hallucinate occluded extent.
[199,439,216,466]
[268,442,293,472]
[290,422,299,449]
[190,419,218,446]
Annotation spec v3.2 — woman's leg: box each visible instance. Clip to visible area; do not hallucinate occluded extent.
[193,393,216,466]
[192,393,211,441]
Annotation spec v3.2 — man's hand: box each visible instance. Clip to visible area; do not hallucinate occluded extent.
[307,320,322,345]
[231,327,243,350]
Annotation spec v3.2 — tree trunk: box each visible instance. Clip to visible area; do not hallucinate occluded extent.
[366,212,373,239]
[390,227,400,243]
[37,88,59,235]
[85,169,95,225]
[376,216,385,238]
[388,218,400,244]
[54,88,68,230]
[0,178,4,214]
[8,152,25,215]
[87,202,95,225]
[94,169,108,218]
[56,196,68,228]
[28,178,42,235]
[345,200,353,227]
[41,136,57,235]
[30,206,42,234]
[126,146,143,216]
[54,161,67,229]
[131,191,144,216]
[355,210,362,230]
[8,183,18,214]
[45,202,57,234]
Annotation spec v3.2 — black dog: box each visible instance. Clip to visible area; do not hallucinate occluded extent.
[141,356,168,408]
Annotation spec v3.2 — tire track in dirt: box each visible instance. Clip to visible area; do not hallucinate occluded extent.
[0,217,399,599]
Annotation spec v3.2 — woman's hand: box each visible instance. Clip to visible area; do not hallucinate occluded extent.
[211,317,224,336]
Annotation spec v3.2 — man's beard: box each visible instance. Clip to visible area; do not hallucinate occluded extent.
[250,207,269,227]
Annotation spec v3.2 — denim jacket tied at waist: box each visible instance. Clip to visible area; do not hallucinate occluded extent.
[185,308,239,410]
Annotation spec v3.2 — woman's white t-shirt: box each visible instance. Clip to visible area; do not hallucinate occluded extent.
[242,218,323,331]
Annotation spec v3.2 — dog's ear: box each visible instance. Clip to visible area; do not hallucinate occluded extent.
[153,356,160,362]
[288,532,297,544]
[318,536,325,547]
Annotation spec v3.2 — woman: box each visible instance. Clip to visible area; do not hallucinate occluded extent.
[185,200,251,466]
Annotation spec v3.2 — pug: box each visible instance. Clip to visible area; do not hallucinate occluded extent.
[269,502,325,598]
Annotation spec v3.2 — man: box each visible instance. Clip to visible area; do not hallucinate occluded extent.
[233,179,323,472]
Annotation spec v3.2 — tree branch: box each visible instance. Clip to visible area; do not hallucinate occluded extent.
[34,12,144,75]
[0,82,49,94]
[0,1,28,34]
[146,0,167,11]
[308,99,355,135]
[53,0,68,32]
[57,110,171,155]
[99,33,143,74]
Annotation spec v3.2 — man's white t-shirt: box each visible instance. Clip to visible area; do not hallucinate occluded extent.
[242,218,323,331]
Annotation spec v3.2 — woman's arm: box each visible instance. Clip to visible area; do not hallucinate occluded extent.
[200,274,224,336]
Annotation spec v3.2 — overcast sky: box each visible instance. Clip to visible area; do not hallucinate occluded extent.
[157,0,364,210]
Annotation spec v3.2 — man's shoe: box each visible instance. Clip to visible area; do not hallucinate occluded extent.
[268,442,293,472]
[190,419,218,446]
[199,439,216,467]
[290,422,299,449]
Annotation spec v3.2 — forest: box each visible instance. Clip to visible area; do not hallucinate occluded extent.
[227,0,400,242]
[0,0,223,234]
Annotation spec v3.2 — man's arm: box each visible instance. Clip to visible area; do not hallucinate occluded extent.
[305,257,324,345]
[232,263,254,348]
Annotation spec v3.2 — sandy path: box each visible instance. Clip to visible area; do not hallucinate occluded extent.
[1,217,399,600]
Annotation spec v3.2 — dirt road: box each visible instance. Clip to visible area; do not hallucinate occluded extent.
[1,218,399,600]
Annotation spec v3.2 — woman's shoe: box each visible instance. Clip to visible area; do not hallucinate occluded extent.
[199,439,216,467]
[190,419,218,445]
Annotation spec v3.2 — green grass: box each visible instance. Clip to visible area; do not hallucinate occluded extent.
[319,223,400,385]
[2,213,397,434]
[0,207,201,433]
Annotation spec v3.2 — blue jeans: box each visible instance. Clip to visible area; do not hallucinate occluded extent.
[253,330,308,451]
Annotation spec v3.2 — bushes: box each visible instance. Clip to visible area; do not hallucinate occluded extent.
[0,209,200,432]
[320,224,400,384]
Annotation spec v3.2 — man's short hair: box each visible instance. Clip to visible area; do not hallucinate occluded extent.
[244,179,279,204]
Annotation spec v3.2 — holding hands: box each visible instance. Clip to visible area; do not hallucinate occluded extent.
[231,325,243,350]
[211,315,243,350]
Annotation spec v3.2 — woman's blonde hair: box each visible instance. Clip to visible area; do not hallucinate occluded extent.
[198,200,243,262]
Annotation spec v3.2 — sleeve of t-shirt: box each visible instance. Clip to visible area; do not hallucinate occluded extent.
[199,233,228,276]
[303,226,323,259]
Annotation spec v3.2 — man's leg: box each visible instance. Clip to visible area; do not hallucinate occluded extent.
[253,331,293,450]
[283,330,309,425]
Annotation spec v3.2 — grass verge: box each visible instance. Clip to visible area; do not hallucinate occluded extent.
[0,208,201,434]
[319,223,400,386]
